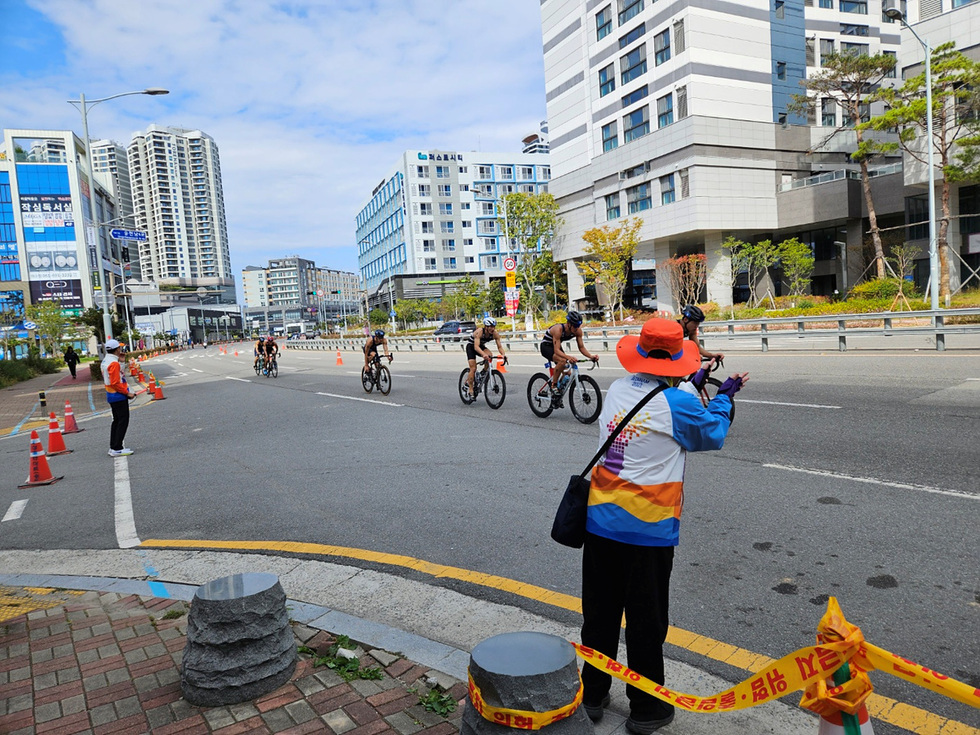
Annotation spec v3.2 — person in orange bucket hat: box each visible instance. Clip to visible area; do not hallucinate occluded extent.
[580,317,748,732]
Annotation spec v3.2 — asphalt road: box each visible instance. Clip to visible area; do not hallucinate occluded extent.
[1,343,978,733]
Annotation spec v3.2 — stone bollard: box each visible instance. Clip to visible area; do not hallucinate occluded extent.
[181,572,296,706]
[462,632,592,735]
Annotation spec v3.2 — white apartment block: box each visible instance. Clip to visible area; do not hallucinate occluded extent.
[540,0,908,308]
[91,139,140,280]
[242,258,359,321]
[127,125,234,292]
[356,150,550,309]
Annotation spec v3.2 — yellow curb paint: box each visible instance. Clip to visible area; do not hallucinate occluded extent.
[138,539,975,734]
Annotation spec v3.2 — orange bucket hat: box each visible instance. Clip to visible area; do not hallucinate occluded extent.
[616,318,701,377]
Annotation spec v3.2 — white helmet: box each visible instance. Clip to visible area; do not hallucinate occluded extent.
[483,317,497,327]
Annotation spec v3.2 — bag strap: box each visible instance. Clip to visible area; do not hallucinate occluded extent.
[581,383,667,477]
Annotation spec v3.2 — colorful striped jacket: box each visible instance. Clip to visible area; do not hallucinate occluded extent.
[586,373,734,547]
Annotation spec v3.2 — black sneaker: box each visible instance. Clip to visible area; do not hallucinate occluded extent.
[625,709,675,734]
[583,694,610,722]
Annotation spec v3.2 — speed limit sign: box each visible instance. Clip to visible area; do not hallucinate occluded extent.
[503,257,517,271]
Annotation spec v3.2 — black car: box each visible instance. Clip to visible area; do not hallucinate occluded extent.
[433,320,477,341]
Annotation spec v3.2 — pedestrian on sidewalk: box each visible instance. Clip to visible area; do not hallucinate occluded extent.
[63,345,79,379]
[101,339,136,457]
[580,317,748,733]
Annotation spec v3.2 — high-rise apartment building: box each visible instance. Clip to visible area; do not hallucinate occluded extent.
[540,0,909,307]
[127,125,234,297]
[241,258,359,326]
[91,139,140,280]
[356,150,550,311]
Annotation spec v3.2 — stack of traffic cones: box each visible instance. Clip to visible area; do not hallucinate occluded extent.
[336,351,343,366]
[46,412,72,456]
[63,401,83,434]
[19,430,63,488]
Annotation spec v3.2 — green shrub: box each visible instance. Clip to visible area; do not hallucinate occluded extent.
[0,359,33,388]
[23,354,60,374]
[847,278,919,300]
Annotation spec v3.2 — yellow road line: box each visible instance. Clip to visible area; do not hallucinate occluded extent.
[140,538,978,734]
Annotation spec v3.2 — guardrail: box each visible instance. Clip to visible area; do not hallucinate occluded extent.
[284,308,980,354]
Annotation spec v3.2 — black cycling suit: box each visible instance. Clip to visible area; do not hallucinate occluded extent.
[540,323,574,362]
[465,329,494,361]
[364,337,383,357]
[263,343,279,359]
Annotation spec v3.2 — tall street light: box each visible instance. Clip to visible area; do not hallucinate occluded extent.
[68,88,169,342]
[883,8,940,311]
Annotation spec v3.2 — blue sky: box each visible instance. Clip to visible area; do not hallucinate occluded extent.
[0,0,548,277]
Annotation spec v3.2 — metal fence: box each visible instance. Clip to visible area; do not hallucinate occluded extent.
[284,308,980,354]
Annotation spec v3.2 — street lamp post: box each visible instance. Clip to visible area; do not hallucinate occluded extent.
[68,88,169,342]
[884,7,940,311]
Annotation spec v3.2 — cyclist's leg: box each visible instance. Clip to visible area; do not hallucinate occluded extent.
[465,344,478,392]
[539,342,557,393]
[551,354,567,390]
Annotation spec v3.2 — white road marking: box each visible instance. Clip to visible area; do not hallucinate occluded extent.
[192,368,204,373]
[763,463,978,501]
[316,392,403,407]
[226,377,251,383]
[739,399,841,409]
[114,456,141,548]
[2,500,28,522]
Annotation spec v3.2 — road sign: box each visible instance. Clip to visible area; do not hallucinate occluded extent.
[109,228,147,241]
[503,257,517,272]
[316,290,324,297]
[506,271,516,289]
[23,320,37,330]
[389,310,396,318]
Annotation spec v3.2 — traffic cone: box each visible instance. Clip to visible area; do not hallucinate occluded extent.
[336,351,343,366]
[816,706,875,735]
[152,380,166,400]
[496,358,508,374]
[234,350,238,357]
[147,374,156,393]
[63,401,83,434]
[46,412,72,456]
[19,430,63,488]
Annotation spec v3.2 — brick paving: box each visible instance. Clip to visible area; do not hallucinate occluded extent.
[0,590,466,735]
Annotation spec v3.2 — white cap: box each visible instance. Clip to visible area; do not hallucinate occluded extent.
[105,339,121,350]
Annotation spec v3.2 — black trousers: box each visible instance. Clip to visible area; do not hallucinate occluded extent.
[109,400,130,451]
[67,363,77,378]
[581,532,674,718]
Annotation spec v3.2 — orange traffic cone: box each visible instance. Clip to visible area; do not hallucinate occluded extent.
[147,374,156,393]
[151,379,166,400]
[46,412,72,456]
[336,351,343,366]
[19,430,63,488]
[234,350,238,357]
[63,401,83,434]
[496,358,508,374]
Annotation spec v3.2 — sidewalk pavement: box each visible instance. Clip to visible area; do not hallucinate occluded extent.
[0,367,101,439]
[0,582,467,735]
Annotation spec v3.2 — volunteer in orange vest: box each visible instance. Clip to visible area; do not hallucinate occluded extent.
[101,339,136,457]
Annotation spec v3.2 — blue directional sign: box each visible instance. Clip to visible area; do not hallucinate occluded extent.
[109,228,147,241]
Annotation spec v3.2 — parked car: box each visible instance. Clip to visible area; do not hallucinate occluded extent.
[433,320,477,341]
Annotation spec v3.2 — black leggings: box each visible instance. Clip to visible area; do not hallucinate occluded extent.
[109,400,130,451]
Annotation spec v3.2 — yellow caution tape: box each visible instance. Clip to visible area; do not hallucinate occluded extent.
[468,671,584,730]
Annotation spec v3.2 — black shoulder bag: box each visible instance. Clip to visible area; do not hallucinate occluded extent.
[550,383,667,548]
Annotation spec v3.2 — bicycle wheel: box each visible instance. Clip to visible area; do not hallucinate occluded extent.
[377,365,391,395]
[484,370,506,409]
[254,360,261,376]
[458,369,475,404]
[270,360,278,378]
[700,377,733,418]
[570,375,602,424]
[526,373,554,418]
[361,366,375,393]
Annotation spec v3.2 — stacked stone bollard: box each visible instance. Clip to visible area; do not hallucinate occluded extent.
[181,572,296,706]
[462,632,592,734]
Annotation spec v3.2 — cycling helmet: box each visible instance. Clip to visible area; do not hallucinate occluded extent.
[266,335,274,341]
[483,317,496,327]
[566,310,583,327]
[374,330,385,339]
[681,305,705,322]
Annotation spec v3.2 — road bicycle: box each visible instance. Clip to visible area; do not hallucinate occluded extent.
[262,355,279,378]
[689,358,731,415]
[527,360,602,424]
[458,356,506,409]
[361,353,392,395]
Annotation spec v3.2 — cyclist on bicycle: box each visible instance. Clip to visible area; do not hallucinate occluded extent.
[540,310,598,393]
[466,317,506,396]
[253,336,265,371]
[262,335,279,371]
[679,305,724,363]
[364,329,391,371]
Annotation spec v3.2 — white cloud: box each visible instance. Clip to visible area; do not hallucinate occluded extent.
[1,0,547,278]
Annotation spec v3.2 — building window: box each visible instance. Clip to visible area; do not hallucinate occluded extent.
[599,63,616,96]
[654,29,670,65]
[519,166,534,179]
[619,22,645,49]
[441,221,455,233]
[542,167,550,179]
[840,23,869,35]
[436,165,450,178]
[416,165,429,178]
[421,221,434,233]
[439,203,453,215]
[884,50,897,78]
[776,61,786,80]
[477,165,492,179]
[618,0,644,25]
[805,37,815,66]
[661,174,676,205]
[482,202,495,215]
[841,42,869,56]
[419,202,432,215]
[596,5,612,40]
[443,257,457,268]
[679,168,689,198]
[622,84,649,108]
[438,184,452,196]
[840,0,867,12]
[882,0,907,21]
[623,105,650,142]
[605,193,621,220]
[422,239,435,252]
[626,182,651,213]
[775,0,785,18]
[821,98,836,127]
[621,45,647,85]
[673,19,685,54]
[418,184,430,197]
[498,165,513,178]
[676,85,688,118]
[602,121,619,151]
[657,93,674,128]
[424,258,436,270]
[819,0,833,7]
[819,39,834,66]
